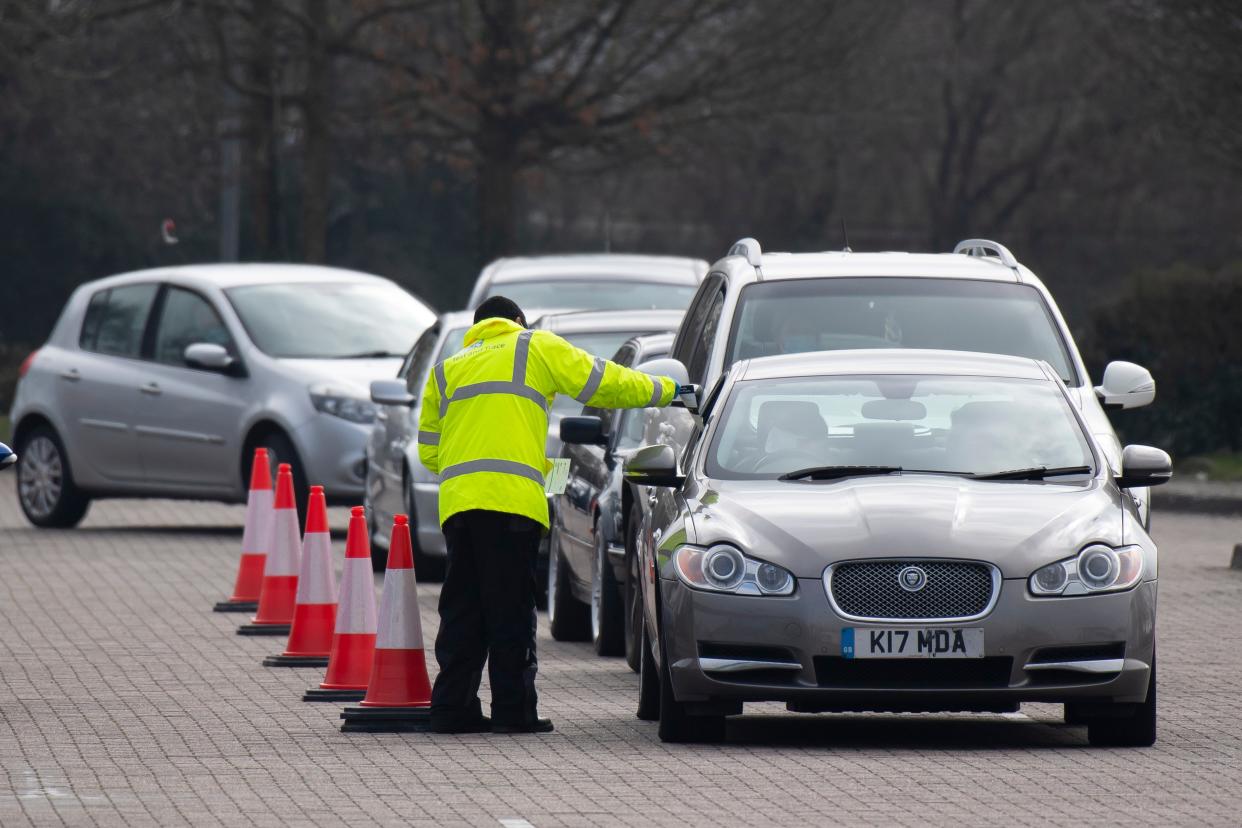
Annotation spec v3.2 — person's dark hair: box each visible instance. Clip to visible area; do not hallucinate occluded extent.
[474,295,526,326]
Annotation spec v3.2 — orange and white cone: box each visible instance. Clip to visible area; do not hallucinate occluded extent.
[214,448,272,612]
[304,506,378,702]
[265,486,338,666]
[238,463,300,636]
[340,514,432,732]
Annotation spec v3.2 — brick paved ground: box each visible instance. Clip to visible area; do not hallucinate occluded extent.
[0,475,1240,826]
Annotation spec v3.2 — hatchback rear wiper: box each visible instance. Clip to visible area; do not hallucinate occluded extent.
[778,465,902,482]
[969,465,1092,481]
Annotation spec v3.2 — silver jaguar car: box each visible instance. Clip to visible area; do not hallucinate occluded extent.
[623,349,1170,746]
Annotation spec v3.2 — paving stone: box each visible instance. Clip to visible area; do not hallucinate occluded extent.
[0,475,1241,826]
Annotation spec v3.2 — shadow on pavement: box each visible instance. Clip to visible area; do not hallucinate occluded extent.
[723,713,1085,750]
[72,525,244,537]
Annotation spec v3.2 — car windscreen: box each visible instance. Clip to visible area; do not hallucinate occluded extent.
[725,278,1079,385]
[227,282,430,359]
[706,374,1094,480]
[493,280,696,311]
[549,330,652,415]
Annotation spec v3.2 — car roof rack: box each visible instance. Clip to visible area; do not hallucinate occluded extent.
[728,237,763,280]
[953,238,1021,279]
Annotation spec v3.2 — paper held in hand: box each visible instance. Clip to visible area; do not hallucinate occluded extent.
[545,458,571,495]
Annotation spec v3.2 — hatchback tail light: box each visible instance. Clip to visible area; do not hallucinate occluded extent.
[18,350,39,378]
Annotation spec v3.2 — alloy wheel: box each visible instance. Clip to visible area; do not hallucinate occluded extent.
[19,435,62,520]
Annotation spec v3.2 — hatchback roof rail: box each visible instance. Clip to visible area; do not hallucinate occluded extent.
[953,238,1021,278]
[728,237,763,279]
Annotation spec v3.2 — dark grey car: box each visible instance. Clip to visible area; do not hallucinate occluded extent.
[625,348,1170,746]
[548,332,674,661]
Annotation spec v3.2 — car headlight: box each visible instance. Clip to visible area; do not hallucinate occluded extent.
[673,544,795,596]
[1028,544,1143,597]
[309,384,378,424]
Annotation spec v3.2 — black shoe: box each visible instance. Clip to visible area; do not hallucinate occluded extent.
[431,716,492,734]
[492,717,554,734]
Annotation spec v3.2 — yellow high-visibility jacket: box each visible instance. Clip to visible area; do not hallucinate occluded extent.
[418,317,676,528]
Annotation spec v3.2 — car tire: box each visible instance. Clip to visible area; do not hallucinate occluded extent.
[255,430,308,525]
[590,524,625,656]
[547,522,589,641]
[623,501,643,673]
[636,619,660,721]
[657,627,725,744]
[16,425,90,528]
[1087,652,1157,747]
[403,471,444,582]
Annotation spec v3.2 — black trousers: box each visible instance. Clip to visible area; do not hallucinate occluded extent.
[430,509,541,728]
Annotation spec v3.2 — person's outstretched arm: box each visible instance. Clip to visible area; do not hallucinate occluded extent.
[532,330,676,409]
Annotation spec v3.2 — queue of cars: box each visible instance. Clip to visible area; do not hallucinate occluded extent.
[10,238,1167,748]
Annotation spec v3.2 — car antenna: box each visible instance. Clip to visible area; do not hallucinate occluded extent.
[841,218,852,253]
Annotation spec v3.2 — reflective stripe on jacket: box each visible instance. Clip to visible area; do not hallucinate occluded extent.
[418,317,676,528]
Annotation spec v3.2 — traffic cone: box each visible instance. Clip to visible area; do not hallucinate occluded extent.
[213,448,272,612]
[340,514,432,732]
[304,506,377,702]
[264,486,337,667]
[238,464,300,636]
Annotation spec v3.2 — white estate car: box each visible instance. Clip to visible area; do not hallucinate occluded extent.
[615,238,1156,667]
[11,264,434,526]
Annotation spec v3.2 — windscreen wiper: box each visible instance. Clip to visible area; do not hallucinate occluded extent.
[969,465,1092,481]
[778,465,902,482]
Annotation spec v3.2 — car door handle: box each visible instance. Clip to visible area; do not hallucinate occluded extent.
[59,369,80,382]
[648,491,658,505]
[139,382,162,396]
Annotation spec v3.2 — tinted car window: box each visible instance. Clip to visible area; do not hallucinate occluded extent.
[154,288,232,366]
[725,278,1079,385]
[410,326,469,394]
[672,275,721,367]
[493,280,696,311]
[401,326,439,390]
[85,283,159,358]
[687,290,725,385]
[707,374,1093,480]
[79,289,110,351]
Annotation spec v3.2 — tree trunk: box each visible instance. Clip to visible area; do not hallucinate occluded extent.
[476,136,519,263]
[300,0,330,263]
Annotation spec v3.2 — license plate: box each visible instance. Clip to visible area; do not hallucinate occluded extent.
[842,627,983,659]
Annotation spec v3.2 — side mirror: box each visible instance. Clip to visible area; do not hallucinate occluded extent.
[623,444,683,488]
[561,415,607,446]
[0,442,15,470]
[184,342,235,372]
[370,379,415,407]
[635,358,701,413]
[1115,444,1172,489]
[1095,361,1155,410]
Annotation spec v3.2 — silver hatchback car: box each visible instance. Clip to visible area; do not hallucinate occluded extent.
[11,264,434,526]
[626,349,1170,746]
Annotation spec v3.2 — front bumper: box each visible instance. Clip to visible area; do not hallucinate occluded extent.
[293,415,370,501]
[661,576,1156,711]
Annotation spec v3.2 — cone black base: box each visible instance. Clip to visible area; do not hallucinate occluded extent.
[303,687,367,702]
[340,706,432,732]
[237,623,292,636]
[214,600,258,613]
[263,654,330,667]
